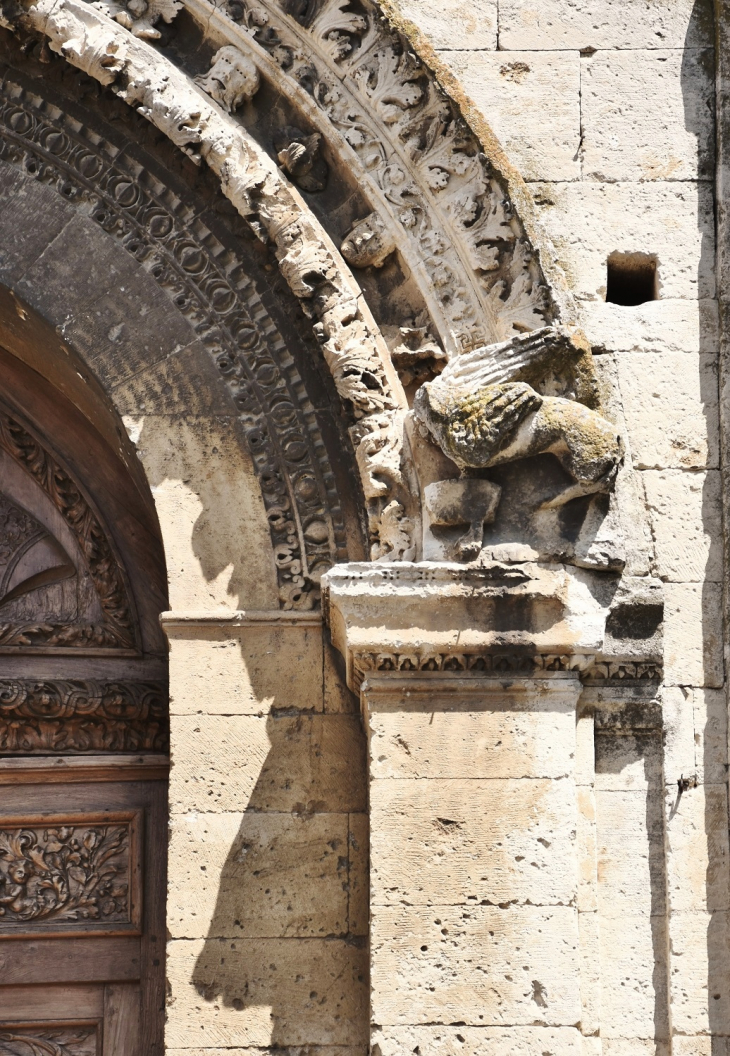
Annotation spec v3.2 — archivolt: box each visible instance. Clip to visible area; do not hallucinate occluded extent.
[0,0,582,590]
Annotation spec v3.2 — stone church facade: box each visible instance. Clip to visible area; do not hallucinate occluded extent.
[0,0,725,1053]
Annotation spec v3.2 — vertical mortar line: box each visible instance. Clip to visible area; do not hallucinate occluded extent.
[496,0,500,51]
[578,48,584,182]
[576,698,603,1048]
[714,0,730,829]
[658,716,676,1052]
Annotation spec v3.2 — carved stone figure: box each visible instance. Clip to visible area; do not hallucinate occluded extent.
[341,213,397,269]
[196,45,260,111]
[273,125,328,192]
[93,0,181,39]
[414,326,623,510]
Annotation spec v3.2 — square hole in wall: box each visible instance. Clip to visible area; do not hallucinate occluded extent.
[606,252,658,306]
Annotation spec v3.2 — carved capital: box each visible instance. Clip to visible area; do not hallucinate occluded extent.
[324,560,615,694]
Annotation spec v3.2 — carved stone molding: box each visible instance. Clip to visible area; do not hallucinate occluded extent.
[0,67,355,605]
[180,0,567,353]
[0,408,136,650]
[0,0,411,569]
[324,561,663,693]
[0,812,140,935]
[352,649,662,693]
[0,680,168,754]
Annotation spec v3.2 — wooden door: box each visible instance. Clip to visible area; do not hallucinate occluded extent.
[0,375,169,1056]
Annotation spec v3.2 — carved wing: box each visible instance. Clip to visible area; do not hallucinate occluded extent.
[439,326,575,392]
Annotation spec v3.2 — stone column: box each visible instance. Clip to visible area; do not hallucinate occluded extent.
[323,561,616,1056]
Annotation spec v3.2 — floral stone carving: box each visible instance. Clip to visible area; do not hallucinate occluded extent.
[0,820,134,930]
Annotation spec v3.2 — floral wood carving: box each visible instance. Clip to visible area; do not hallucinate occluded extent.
[0,409,135,649]
[0,1028,97,1056]
[0,819,135,930]
[0,680,168,754]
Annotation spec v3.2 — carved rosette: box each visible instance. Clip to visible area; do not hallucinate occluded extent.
[0,680,168,753]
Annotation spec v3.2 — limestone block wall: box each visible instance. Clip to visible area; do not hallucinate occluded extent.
[387,0,729,1049]
[164,616,369,1054]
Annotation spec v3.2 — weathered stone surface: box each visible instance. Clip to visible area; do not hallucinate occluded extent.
[642,469,722,582]
[371,1025,583,1055]
[616,351,719,470]
[582,50,714,182]
[168,811,350,938]
[370,778,577,907]
[369,699,575,781]
[168,1050,360,1056]
[531,182,715,302]
[348,812,369,937]
[578,908,601,1034]
[391,0,497,48]
[133,417,279,610]
[371,905,581,1026]
[662,685,697,783]
[693,688,728,784]
[596,789,666,917]
[169,713,367,814]
[323,638,357,714]
[499,0,712,50]
[598,914,670,1040]
[664,582,724,688]
[595,731,663,792]
[167,622,323,714]
[438,51,580,181]
[665,783,730,914]
[166,936,368,1047]
[668,910,730,1035]
[582,299,718,357]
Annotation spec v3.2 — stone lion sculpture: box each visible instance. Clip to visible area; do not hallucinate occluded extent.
[414,326,623,509]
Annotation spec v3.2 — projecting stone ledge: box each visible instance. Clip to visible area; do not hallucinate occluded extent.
[322,560,662,692]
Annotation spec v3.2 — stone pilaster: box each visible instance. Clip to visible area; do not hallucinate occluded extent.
[323,560,622,1055]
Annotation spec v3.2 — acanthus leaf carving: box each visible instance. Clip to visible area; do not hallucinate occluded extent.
[341,212,397,269]
[0,53,375,607]
[0,820,132,928]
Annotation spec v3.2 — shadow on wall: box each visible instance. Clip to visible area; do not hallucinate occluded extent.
[132,414,281,611]
[680,1,730,1048]
[165,625,370,1050]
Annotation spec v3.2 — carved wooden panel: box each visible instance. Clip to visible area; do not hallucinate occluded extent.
[0,813,141,937]
[0,405,137,652]
[0,1026,98,1056]
[0,681,169,754]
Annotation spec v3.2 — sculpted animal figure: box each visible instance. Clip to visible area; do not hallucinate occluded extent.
[414,327,623,508]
